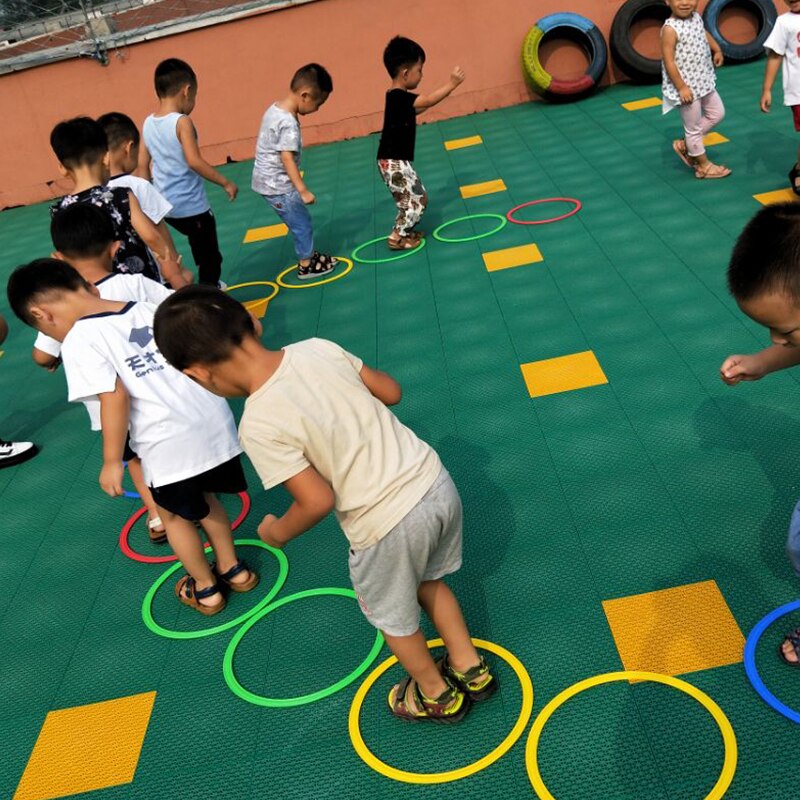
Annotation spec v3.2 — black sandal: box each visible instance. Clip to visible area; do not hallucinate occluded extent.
[297,252,335,280]
[438,653,498,702]
[779,628,800,665]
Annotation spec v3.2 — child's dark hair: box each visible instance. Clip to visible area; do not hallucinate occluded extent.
[6,259,90,326]
[51,204,116,259]
[383,36,426,78]
[290,63,333,95]
[50,117,108,169]
[728,203,800,301]
[154,285,256,371]
[154,58,197,98]
[97,112,140,149]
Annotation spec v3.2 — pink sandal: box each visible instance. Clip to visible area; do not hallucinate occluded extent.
[672,139,693,169]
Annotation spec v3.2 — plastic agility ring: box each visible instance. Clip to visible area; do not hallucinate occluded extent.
[525,671,737,799]
[225,280,279,303]
[122,461,140,500]
[703,0,777,63]
[142,539,288,640]
[432,214,507,243]
[224,587,385,707]
[744,598,800,724]
[351,237,427,264]
[522,13,608,99]
[119,491,251,565]
[506,198,582,226]
[349,637,533,784]
[276,257,353,288]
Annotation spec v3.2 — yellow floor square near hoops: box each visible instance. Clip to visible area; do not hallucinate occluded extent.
[243,223,288,244]
[754,187,798,206]
[483,243,543,272]
[14,691,156,800]
[622,97,661,111]
[460,179,507,198]
[602,580,745,679]
[703,131,728,146]
[520,350,608,398]
[444,135,483,151]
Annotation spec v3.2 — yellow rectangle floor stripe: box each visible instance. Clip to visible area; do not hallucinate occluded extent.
[444,135,483,151]
[703,131,729,146]
[483,243,543,272]
[520,350,608,398]
[243,297,270,319]
[459,179,507,199]
[621,97,661,111]
[243,223,288,244]
[754,188,798,206]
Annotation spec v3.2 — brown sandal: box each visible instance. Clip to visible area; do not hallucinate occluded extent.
[672,139,693,169]
[387,235,422,251]
[174,575,226,616]
[387,676,470,723]
[695,162,731,180]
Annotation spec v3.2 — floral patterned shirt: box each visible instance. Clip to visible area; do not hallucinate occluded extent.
[662,12,716,104]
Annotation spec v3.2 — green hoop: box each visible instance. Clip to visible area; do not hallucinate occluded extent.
[432,214,507,243]
[142,539,289,640]
[223,587,385,707]
[351,235,427,264]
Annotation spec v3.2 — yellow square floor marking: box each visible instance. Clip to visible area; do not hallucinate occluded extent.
[444,135,483,151]
[622,97,661,111]
[520,350,608,398]
[754,188,798,206]
[243,296,270,319]
[602,580,744,680]
[14,691,156,800]
[460,179,507,199]
[703,131,729,146]
[243,223,288,244]
[483,243,543,272]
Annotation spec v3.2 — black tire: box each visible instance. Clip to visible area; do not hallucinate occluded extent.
[703,0,778,63]
[610,0,670,84]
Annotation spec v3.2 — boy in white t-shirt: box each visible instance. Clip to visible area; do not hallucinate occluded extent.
[7,261,259,615]
[153,286,498,723]
[762,0,800,192]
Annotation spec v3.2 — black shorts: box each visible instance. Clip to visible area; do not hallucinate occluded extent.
[123,433,137,463]
[150,455,247,521]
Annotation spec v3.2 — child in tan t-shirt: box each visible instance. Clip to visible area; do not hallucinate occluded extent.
[153,285,497,723]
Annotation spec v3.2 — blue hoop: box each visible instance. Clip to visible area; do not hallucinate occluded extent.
[744,598,800,724]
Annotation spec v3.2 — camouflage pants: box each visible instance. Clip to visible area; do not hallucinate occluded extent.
[377,159,427,236]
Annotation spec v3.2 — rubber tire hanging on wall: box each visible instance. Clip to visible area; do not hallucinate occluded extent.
[703,0,777,63]
[610,0,671,84]
[522,12,608,100]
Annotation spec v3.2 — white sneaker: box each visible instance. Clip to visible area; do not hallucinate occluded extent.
[0,439,38,469]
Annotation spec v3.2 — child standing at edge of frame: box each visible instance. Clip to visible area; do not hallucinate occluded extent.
[140,58,237,287]
[661,0,731,179]
[252,63,338,280]
[720,202,800,665]
[153,286,498,723]
[377,36,465,250]
[761,0,800,193]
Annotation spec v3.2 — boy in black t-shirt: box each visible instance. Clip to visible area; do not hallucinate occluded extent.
[377,37,465,251]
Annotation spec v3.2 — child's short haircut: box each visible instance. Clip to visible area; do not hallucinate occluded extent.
[728,203,800,301]
[97,111,140,149]
[6,259,89,326]
[51,204,116,258]
[154,58,197,98]
[290,63,333,95]
[154,285,256,371]
[383,36,426,78]
[50,117,108,169]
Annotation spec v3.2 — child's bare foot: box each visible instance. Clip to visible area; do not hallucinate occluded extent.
[694,162,731,179]
[147,511,167,544]
[175,575,226,616]
[780,629,800,664]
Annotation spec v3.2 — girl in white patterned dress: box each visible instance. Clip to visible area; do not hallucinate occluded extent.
[661,0,731,179]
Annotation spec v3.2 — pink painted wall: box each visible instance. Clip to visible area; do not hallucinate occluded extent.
[0,0,770,208]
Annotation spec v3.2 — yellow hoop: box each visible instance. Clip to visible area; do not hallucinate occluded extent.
[348,637,534,784]
[525,671,737,800]
[276,257,354,289]
[225,281,279,303]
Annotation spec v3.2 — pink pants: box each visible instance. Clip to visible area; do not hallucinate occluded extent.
[679,90,725,157]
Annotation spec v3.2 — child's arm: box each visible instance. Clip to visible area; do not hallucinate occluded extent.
[136,138,152,180]
[359,364,402,405]
[128,192,189,288]
[176,116,238,201]
[280,151,314,204]
[414,67,465,114]
[98,377,130,497]
[761,51,783,112]
[705,30,724,67]
[720,344,800,385]
[32,347,60,371]
[661,26,694,104]
[257,466,335,548]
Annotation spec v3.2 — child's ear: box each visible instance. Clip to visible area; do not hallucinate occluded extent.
[182,364,212,386]
[51,250,66,261]
[29,305,51,326]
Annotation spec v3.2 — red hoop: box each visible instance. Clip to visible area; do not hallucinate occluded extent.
[118,491,252,564]
[506,198,582,225]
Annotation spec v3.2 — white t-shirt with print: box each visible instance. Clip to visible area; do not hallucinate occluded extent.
[108,174,173,225]
[238,338,443,551]
[251,103,302,197]
[764,12,800,106]
[61,301,240,487]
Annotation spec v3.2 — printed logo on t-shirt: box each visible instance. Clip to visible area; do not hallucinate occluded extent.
[126,325,165,378]
[128,326,154,347]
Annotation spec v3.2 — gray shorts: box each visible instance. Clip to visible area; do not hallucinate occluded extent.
[348,467,463,637]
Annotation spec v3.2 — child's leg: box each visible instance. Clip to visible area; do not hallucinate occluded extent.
[698,90,725,138]
[378,160,426,241]
[417,579,480,672]
[679,98,706,160]
[127,456,164,534]
[166,211,223,286]
[262,193,314,268]
[199,492,255,586]
[382,629,449,699]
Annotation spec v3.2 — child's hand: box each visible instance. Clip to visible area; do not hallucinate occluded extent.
[450,66,465,87]
[720,353,767,385]
[679,86,694,104]
[760,90,772,113]
[300,190,316,205]
[713,51,724,67]
[257,514,283,548]
[99,461,124,497]
[223,180,238,201]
